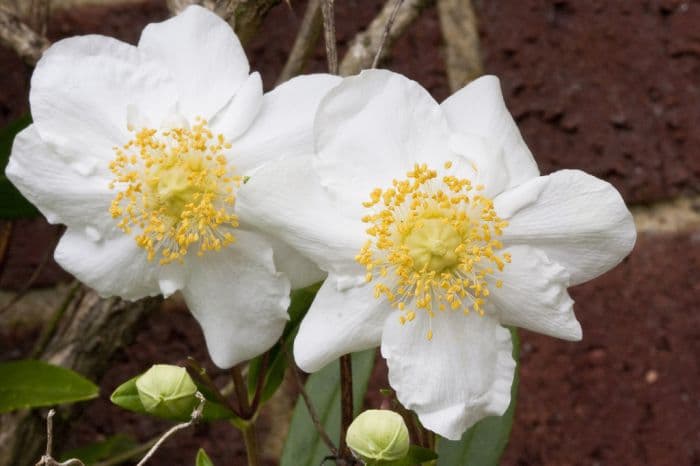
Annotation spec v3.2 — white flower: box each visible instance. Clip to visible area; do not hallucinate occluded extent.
[237,69,637,439]
[6,6,340,369]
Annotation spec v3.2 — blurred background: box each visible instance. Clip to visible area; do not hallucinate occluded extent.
[0,0,698,465]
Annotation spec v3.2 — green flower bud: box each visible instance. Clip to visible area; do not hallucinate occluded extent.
[135,364,197,419]
[346,410,410,464]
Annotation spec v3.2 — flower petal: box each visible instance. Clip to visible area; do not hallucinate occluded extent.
[211,72,263,141]
[294,274,389,372]
[237,154,364,275]
[30,35,177,167]
[232,73,342,173]
[314,69,451,208]
[138,5,249,120]
[181,230,291,368]
[488,246,581,340]
[381,311,514,440]
[441,75,539,190]
[495,169,636,285]
[447,132,509,197]
[54,228,160,300]
[260,232,327,289]
[6,125,113,229]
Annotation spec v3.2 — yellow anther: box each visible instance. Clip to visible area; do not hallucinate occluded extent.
[109,120,240,264]
[356,161,511,340]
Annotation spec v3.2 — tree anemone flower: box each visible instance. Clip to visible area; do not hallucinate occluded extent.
[6,6,339,369]
[237,69,636,439]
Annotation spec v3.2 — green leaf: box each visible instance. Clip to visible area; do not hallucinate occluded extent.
[247,283,321,405]
[196,448,214,466]
[0,360,99,413]
[280,350,376,466]
[0,114,38,219]
[110,374,234,422]
[59,434,137,464]
[374,445,439,466]
[436,329,520,466]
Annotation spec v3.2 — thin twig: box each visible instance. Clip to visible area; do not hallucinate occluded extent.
[135,392,205,466]
[35,409,85,466]
[185,357,243,418]
[320,0,337,75]
[338,355,353,459]
[0,3,50,66]
[371,0,405,69]
[339,0,428,76]
[276,0,323,84]
[284,346,338,455]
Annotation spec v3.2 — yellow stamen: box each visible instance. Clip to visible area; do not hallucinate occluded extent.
[109,119,241,264]
[356,162,510,339]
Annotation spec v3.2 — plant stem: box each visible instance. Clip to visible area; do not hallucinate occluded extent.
[242,424,260,466]
[231,364,260,466]
[338,354,354,459]
[231,364,251,418]
[249,352,270,413]
[285,347,338,455]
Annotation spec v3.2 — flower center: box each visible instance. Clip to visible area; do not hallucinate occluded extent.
[355,162,510,339]
[108,118,241,264]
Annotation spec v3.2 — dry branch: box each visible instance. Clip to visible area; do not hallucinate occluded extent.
[276,0,323,84]
[339,0,429,76]
[0,291,160,466]
[320,0,338,74]
[0,3,49,66]
[436,0,483,91]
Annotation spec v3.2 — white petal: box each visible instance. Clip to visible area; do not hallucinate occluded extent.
[211,72,263,141]
[314,69,451,208]
[54,228,160,300]
[158,263,187,298]
[138,5,249,120]
[294,274,389,372]
[381,311,514,440]
[181,230,291,368]
[30,35,177,167]
[260,232,327,289]
[237,154,364,275]
[495,169,636,285]
[488,246,581,340]
[447,132,508,197]
[441,75,539,190]
[232,74,342,173]
[6,125,114,229]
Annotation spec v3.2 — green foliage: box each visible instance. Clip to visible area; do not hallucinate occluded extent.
[196,448,214,466]
[0,360,99,413]
[247,283,321,404]
[280,350,377,466]
[0,114,38,219]
[436,329,520,465]
[110,373,234,422]
[59,434,137,464]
